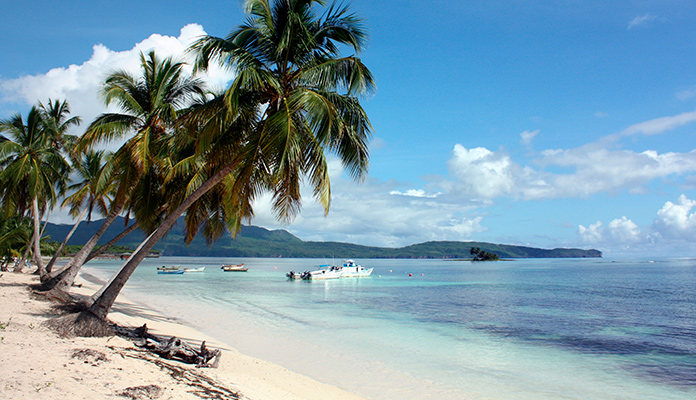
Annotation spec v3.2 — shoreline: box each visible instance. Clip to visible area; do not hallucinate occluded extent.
[0,270,368,400]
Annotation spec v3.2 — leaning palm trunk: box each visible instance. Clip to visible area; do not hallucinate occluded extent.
[44,207,89,274]
[86,229,157,306]
[15,236,33,273]
[32,198,47,279]
[85,221,140,263]
[88,161,236,320]
[41,200,125,292]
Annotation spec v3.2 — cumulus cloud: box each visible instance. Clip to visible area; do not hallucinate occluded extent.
[251,157,486,247]
[628,13,657,30]
[577,195,696,254]
[447,145,517,198]
[0,24,235,135]
[577,216,644,253]
[578,221,604,243]
[652,194,696,239]
[446,142,696,201]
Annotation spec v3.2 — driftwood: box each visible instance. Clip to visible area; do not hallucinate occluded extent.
[115,323,221,368]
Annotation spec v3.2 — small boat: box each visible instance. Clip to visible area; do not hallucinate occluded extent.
[286,270,310,280]
[157,265,182,274]
[221,263,248,272]
[306,265,343,280]
[340,260,373,277]
[157,268,184,275]
[183,266,206,273]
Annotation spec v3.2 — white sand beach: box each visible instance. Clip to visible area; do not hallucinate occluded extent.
[0,270,368,400]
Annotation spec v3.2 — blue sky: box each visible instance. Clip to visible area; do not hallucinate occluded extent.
[3,1,696,257]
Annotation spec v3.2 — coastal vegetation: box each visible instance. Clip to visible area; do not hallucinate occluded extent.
[0,0,375,336]
[44,217,602,259]
[469,247,499,261]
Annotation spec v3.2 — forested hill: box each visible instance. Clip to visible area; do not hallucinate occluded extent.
[44,217,602,259]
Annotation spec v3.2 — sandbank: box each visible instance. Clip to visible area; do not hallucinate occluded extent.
[0,270,368,400]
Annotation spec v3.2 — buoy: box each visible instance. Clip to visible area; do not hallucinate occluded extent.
[421,274,424,276]
[408,273,412,277]
[273,266,277,269]
[389,270,393,272]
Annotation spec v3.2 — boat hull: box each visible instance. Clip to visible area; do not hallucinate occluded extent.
[307,268,343,280]
[221,264,248,272]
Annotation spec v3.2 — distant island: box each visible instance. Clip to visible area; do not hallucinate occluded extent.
[44,217,602,259]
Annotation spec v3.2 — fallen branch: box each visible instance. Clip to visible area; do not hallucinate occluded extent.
[114,323,221,368]
[112,346,242,400]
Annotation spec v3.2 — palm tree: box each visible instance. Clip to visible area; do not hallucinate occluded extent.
[43,150,114,275]
[0,105,73,278]
[45,51,207,295]
[0,215,32,271]
[82,0,374,326]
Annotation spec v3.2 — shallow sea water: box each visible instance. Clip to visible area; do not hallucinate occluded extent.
[84,257,696,399]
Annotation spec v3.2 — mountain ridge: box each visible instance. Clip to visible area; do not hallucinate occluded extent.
[44,217,602,259]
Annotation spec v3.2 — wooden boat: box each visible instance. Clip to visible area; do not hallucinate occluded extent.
[221,263,248,272]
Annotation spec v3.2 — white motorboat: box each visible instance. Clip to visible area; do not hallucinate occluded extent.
[183,266,206,273]
[340,260,373,277]
[306,264,343,280]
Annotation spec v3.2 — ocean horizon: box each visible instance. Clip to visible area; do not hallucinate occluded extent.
[83,257,696,400]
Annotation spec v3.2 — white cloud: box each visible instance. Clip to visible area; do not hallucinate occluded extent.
[652,194,696,239]
[676,87,696,101]
[606,216,641,243]
[520,129,539,145]
[594,111,608,118]
[445,141,696,201]
[447,145,517,198]
[620,109,696,136]
[389,189,439,198]
[0,24,235,136]
[576,195,696,255]
[628,13,657,30]
[250,157,486,247]
[578,221,604,243]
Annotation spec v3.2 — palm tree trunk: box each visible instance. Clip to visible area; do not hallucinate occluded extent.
[42,199,125,292]
[44,207,89,276]
[32,198,47,280]
[15,235,33,273]
[88,161,238,320]
[87,229,156,305]
[85,221,140,263]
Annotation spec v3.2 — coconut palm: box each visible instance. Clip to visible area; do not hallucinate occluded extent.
[0,105,73,277]
[82,0,374,326]
[0,215,32,271]
[45,51,208,296]
[43,150,114,275]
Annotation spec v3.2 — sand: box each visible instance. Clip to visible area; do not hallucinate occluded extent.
[0,270,369,400]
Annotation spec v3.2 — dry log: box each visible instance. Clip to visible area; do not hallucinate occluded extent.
[114,323,221,368]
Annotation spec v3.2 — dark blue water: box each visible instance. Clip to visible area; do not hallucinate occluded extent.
[83,257,696,399]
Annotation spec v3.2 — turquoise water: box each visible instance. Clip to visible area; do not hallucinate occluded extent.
[83,257,696,399]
